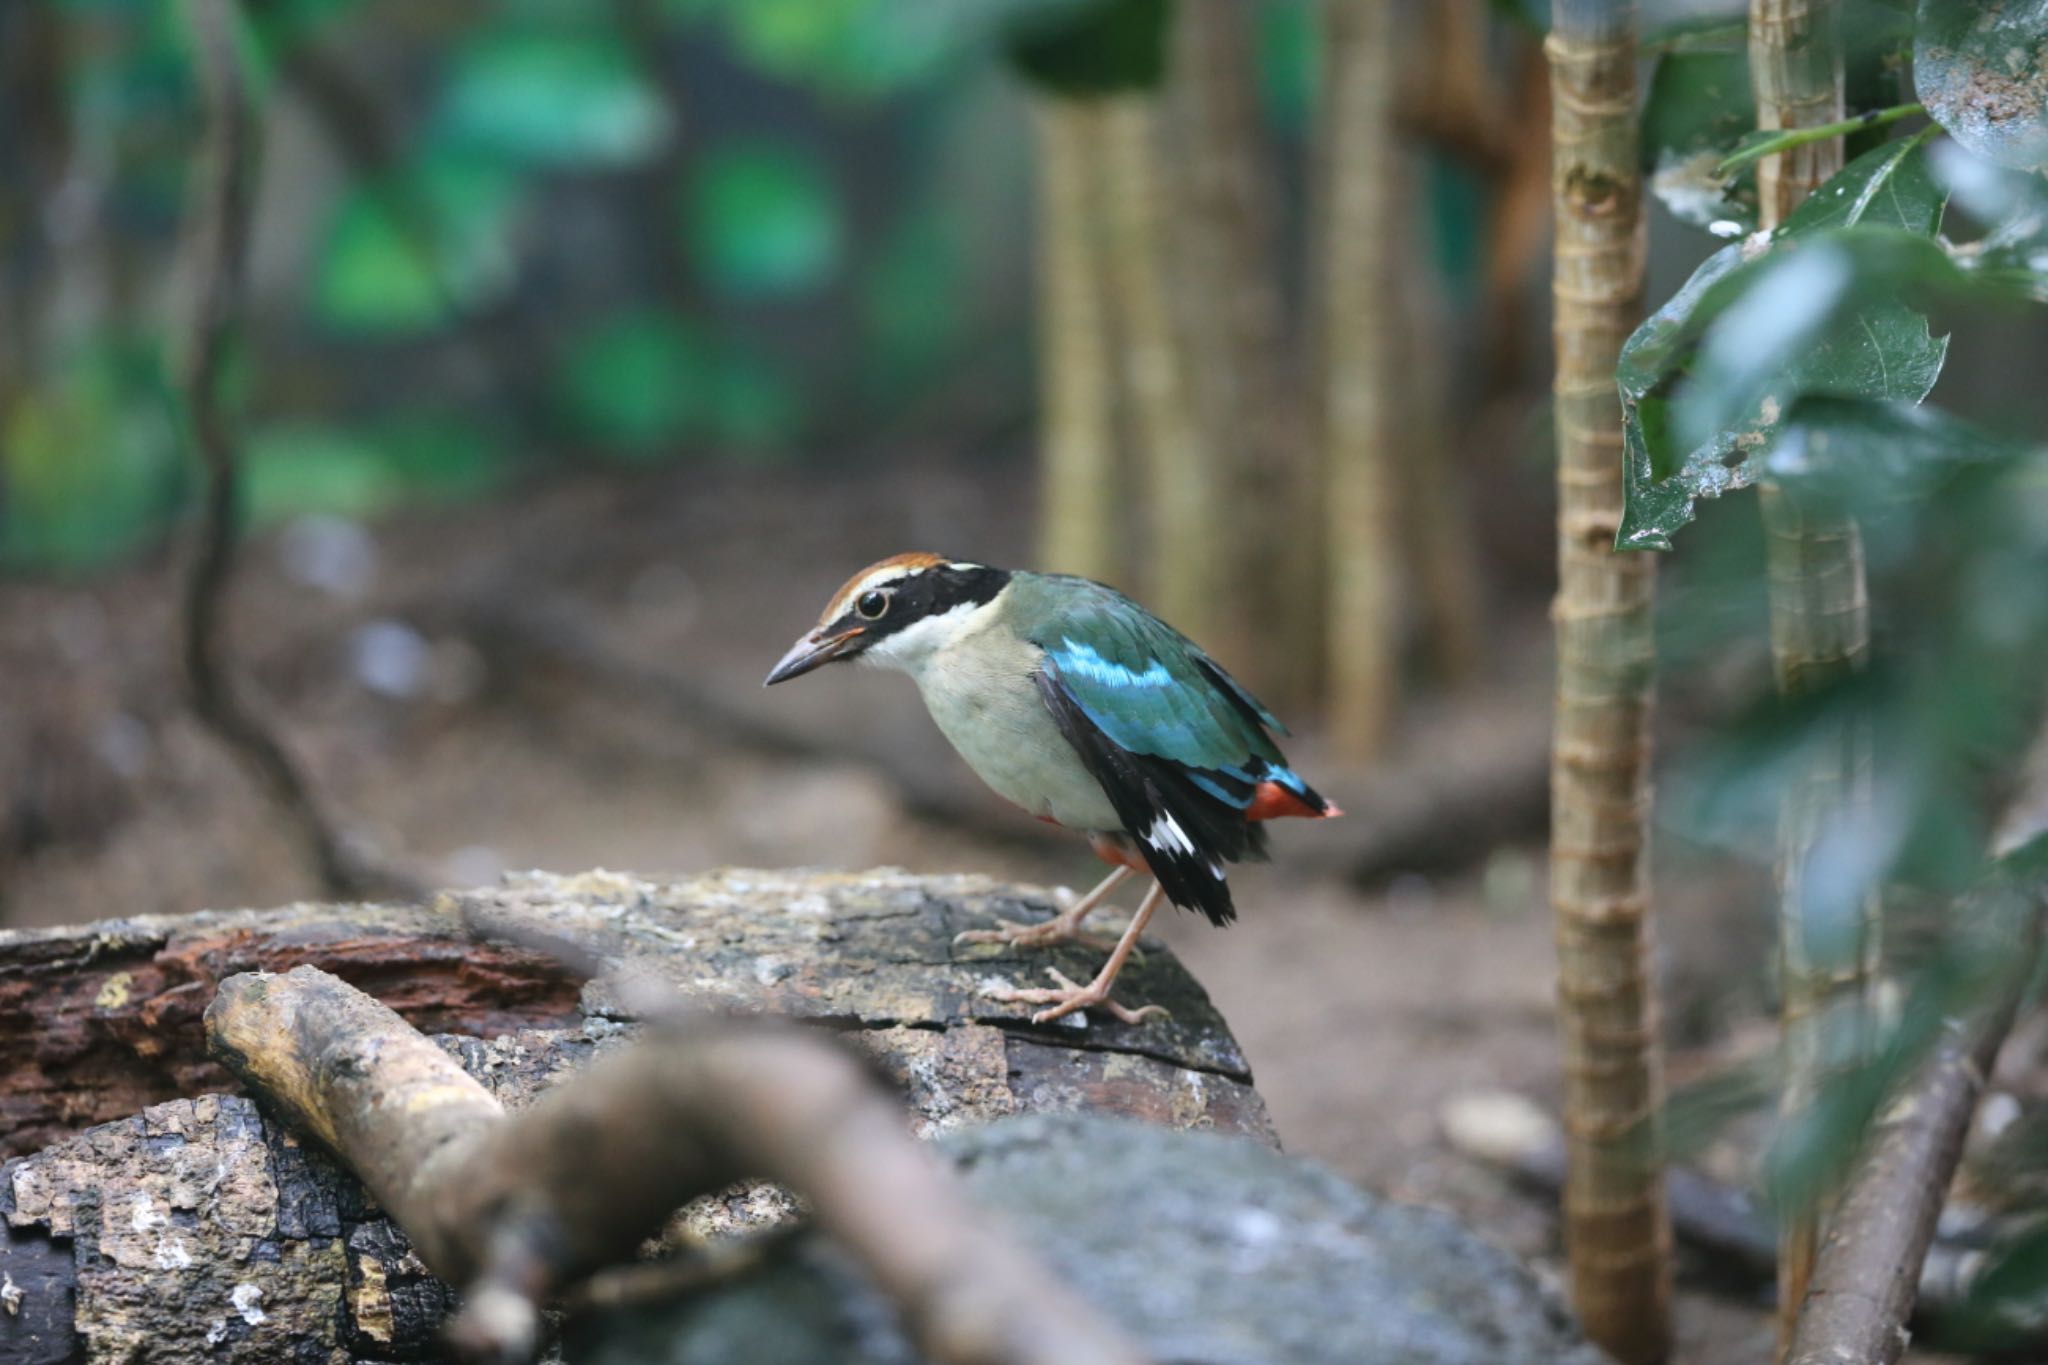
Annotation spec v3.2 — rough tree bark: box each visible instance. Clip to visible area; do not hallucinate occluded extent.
[1033,97,1124,587]
[1168,0,1317,705]
[205,966,1146,1365]
[0,869,1273,1361]
[1747,0,1869,1340]
[1321,0,1404,759]
[1100,94,1225,645]
[1545,2,1671,1362]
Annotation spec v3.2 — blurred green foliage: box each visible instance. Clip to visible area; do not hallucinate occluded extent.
[9,0,1307,575]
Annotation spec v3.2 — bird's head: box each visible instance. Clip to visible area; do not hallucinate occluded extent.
[764,553,1012,686]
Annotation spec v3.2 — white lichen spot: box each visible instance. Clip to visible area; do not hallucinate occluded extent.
[1741,228,1775,262]
[751,955,793,986]
[204,1319,231,1347]
[1760,395,1782,424]
[2,1271,22,1316]
[130,1193,167,1233]
[154,1237,193,1271]
[231,1282,268,1326]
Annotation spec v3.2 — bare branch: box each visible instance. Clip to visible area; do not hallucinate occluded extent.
[204,965,1147,1365]
[1782,885,2043,1365]
[174,0,420,902]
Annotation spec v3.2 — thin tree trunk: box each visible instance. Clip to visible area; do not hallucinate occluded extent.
[1100,94,1225,643]
[1033,97,1123,586]
[1322,0,1404,758]
[1546,3,1671,1361]
[1748,2,1869,1343]
[1169,0,1315,705]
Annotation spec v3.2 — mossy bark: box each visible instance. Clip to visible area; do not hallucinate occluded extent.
[1545,3,1671,1362]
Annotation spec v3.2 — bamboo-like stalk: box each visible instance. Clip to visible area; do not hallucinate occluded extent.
[1546,3,1671,1361]
[1100,94,1224,643]
[1033,97,1123,586]
[1748,2,1871,1343]
[1321,0,1403,758]
[1170,0,1315,704]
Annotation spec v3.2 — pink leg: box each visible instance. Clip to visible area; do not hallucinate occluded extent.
[952,865,1133,950]
[982,882,1169,1025]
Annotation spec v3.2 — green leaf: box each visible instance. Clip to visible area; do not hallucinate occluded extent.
[555,311,713,456]
[372,411,506,501]
[1643,51,1758,235]
[244,425,404,525]
[312,156,524,335]
[688,140,843,300]
[1618,138,1953,549]
[1932,139,2048,301]
[1006,0,1169,95]
[0,343,182,572]
[1761,396,2028,513]
[438,25,670,167]
[1915,0,2048,170]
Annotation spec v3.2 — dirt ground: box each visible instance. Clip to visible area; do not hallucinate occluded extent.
[0,457,1914,1362]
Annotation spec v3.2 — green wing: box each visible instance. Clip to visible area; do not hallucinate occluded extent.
[1008,573,1286,778]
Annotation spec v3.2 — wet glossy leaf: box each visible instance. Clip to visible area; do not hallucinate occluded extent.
[555,311,714,457]
[688,140,843,300]
[1916,0,2048,170]
[1643,51,1756,235]
[312,157,524,334]
[438,26,670,167]
[1618,138,1952,549]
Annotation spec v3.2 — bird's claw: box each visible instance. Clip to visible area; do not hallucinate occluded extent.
[952,917,1118,953]
[981,967,1169,1027]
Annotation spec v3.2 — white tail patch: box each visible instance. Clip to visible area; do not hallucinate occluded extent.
[1142,813,1195,857]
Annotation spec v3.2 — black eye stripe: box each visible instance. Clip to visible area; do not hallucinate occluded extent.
[835,563,1011,644]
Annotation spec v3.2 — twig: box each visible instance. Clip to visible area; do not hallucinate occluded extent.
[174,0,420,902]
[1783,858,2048,1365]
[1716,102,1926,176]
[204,965,1146,1365]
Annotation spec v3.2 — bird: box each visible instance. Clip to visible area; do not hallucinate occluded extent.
[764,553,1339,1026]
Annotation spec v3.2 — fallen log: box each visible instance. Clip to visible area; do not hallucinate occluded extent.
[0,867,1269,1162]
[0,869,1614,1364]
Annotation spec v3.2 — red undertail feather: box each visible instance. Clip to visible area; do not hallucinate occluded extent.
[1246,782,1342,822]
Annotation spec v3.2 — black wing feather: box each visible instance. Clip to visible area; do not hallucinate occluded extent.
[1035,666,1266,927]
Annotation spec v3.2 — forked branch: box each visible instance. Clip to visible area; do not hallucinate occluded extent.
[204,965,1143,1365]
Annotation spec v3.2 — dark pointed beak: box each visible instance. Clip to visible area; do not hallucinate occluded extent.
[763,627,864,686]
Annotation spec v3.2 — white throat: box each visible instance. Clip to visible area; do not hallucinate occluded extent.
[861,597,998,678]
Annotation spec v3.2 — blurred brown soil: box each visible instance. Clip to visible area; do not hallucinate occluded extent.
[0,457,1819,1363]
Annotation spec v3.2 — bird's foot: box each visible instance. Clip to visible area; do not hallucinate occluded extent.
[952,910,1119,953]
[983,967,1170,1027]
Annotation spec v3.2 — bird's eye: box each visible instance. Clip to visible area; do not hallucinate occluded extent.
[856,590,890,620]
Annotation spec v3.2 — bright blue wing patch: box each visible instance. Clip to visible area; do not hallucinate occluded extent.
[1014,573,1289,780]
